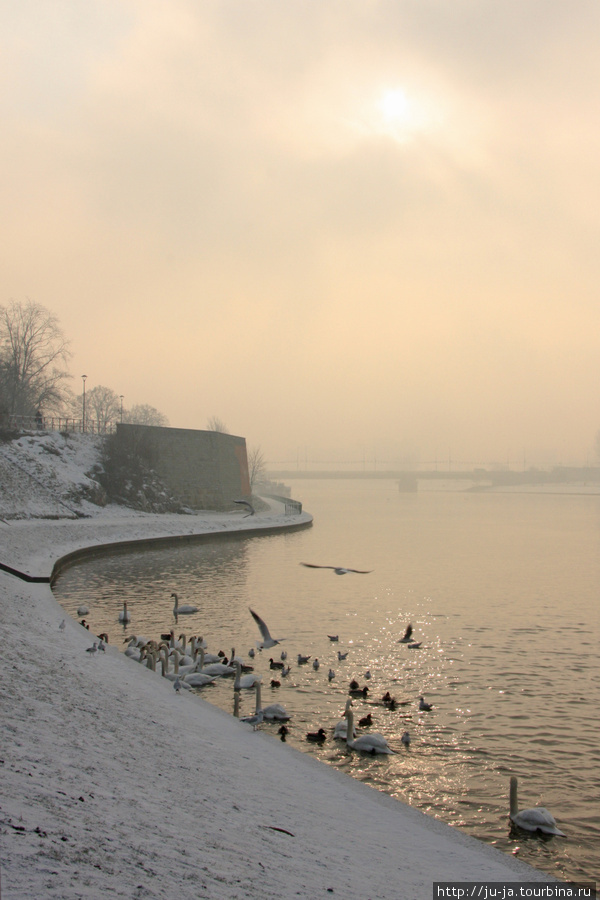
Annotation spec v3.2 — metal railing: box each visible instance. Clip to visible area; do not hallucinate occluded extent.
[4,415,116,434]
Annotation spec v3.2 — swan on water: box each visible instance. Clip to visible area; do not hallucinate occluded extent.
[184,671,217,687]
[248,607,284,649]
[509,777,565,836]
[118,602,131,624]
[233,660,262,690]
[333,699,356,740]
[255,682,290,721]
[77,605,89,617]
[344,704,394,755]
[171,593,199,615]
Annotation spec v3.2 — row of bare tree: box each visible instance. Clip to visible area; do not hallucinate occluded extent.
[1,300,268,485]
[0,300,168,430]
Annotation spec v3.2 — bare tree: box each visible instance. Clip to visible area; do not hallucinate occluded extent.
[247,445,267,487]
[124,404,169,426]
[206,415,229,433]
[86,385,121,432]
[0,300,71,417]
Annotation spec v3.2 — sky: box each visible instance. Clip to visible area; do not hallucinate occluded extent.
[2,0,600,470]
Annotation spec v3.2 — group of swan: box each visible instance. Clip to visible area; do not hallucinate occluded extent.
[120,618,570,840]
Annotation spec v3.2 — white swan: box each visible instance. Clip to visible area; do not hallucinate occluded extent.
[118,601,131,624]
[199,649,236,677]
[171,592,199,615]
[255,682,290,721]
[184,670,217,687]
[509,777,565,836]
[333,699,356,740]
[77,605,89,617]
[233,660,262,690]
[344,704,394,755]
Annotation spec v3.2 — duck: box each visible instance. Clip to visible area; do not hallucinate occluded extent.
[278,724,289,742]
[509,777,565,836]
[306,728,327,743]
[349,684,369,698]
[269,658,285,670]
[344,704,395,755]
[270,678,281,688]
[171,592,199,616]
[118,602,131,624]
[358,713,373,728]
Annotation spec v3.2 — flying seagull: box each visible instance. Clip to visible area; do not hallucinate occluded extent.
[397,623,413,643]
[234,499,255,517]
[249,607,284,649]
[300,563,372,575]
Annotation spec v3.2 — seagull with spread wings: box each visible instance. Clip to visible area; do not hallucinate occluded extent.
[300,563,372,575]
[248,607,284,649]
[234,499,255,517]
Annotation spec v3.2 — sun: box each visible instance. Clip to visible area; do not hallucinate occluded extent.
[378,88,411,124]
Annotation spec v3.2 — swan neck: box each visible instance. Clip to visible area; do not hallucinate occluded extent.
[509,777,518,816]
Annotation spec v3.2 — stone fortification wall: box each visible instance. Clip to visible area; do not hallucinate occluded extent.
[115,424,251,510]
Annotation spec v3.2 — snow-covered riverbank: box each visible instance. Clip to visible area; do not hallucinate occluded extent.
[0,504,558,900]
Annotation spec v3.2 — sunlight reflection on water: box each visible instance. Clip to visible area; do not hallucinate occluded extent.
[53,480,600,883]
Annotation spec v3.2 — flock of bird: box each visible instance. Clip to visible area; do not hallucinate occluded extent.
[70,560,566,839]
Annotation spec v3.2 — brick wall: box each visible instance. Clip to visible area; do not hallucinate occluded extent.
[115,424,251,510]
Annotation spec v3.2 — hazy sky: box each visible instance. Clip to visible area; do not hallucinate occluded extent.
[2,1,600,469]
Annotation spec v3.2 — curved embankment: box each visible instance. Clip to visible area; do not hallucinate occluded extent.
[0,508,558,900]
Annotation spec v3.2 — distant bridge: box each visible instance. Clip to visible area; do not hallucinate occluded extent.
[267,467,600,486]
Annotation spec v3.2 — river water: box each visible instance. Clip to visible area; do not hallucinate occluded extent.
[52,479,600,884]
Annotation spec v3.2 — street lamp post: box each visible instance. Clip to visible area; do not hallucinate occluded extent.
[120,395,124,424]
[81,375,87,433]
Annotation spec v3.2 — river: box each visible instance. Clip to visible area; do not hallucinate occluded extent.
[52,479,600,884]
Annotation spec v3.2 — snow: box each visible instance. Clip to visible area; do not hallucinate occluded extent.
[0,435,557,898]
